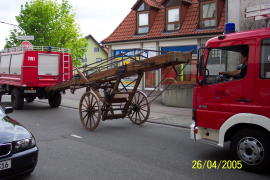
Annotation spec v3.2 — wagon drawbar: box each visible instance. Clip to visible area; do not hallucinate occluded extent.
[46,49,191,131]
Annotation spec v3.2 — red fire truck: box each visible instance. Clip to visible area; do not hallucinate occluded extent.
[191,27,270,171]
[0,46,72,109]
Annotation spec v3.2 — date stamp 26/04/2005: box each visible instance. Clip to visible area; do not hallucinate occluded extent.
[192,160,243,170]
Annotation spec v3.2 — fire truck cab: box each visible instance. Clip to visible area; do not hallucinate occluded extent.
[191,27,270,170]
[0,46,72,109]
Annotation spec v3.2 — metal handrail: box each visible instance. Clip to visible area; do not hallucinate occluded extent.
[1,46,70,54]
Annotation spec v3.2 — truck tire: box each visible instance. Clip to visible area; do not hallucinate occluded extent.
[48,92,61,108]
[231,129,270,172]
[11,88,24,110]
[25,97,35,103]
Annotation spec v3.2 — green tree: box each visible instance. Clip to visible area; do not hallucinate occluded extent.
[5,0,87,66]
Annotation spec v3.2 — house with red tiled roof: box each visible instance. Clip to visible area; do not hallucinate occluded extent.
[102,0,226,107]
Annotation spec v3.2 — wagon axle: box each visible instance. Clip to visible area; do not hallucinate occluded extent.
[131,104,141,112]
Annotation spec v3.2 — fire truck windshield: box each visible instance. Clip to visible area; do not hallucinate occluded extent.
[200,45,249,85]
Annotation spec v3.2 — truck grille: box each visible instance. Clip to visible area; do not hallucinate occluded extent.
[0,144,12,157]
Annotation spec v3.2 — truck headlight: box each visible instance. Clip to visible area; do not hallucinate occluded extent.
[14,137,36,153]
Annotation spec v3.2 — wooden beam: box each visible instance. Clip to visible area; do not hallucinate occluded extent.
[46,52,191,92]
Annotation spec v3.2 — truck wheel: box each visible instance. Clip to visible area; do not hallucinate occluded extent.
[48,92,61,108]
[26,97,35,103]
[11,88,24,110]
[231,129,270,172]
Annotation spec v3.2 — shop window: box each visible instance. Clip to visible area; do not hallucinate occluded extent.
[166,8,180,31]
[94,47,99,53]
[161,45,197,83]
[145,71,156,89]
[144,48,157,89]
[261,38,270,79]
[200,1,217,28]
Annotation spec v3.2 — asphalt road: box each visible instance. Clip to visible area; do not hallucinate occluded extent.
[2,100,270,180]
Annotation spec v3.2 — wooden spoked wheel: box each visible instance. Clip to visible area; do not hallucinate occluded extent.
[128,90,150,125]
[79,91,102,131]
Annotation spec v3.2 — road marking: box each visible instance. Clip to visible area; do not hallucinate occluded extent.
[70,134,83,139]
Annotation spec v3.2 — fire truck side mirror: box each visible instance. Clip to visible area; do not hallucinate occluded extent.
[4,107,14,114]
[198,78,207,86]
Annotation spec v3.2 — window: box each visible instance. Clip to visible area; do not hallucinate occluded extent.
[94,47,99,53]
[138,3,146,11]
[136,2,150,34]
[202,45,249,84]
[144,48,157,89]
[81,56,87,63]
[10,53,23,75]
[161,45,197,83]
[96,58,102,62]
[166,8,180,31]
[138,13,149,34]
[38,54,59,75]
[201,1,217,28]
[261,38,270,79]
[0,55,11,74]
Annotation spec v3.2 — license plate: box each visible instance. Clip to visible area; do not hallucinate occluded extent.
[0,160,11,171]
[24,90,36,93]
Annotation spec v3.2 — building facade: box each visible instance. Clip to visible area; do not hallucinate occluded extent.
[102,0,226,107]
[228,0,270,31]
[84,35,108,65]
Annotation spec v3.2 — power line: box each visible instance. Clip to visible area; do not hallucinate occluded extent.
[0,21,19,27]
[0,20,26,35]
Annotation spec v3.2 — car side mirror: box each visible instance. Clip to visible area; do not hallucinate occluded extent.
[4,107,14,114]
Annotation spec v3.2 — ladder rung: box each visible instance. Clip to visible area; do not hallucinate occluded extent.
[108,98,127,103]
[105,114,126,120]
[110,108,124,111]
[115,92,133,95]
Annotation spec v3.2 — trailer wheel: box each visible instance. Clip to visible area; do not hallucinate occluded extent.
[48,92,61,108]
[79,91,101,131]
[11,88,24,110]
[25,97,35,103]
[231,129,270,172]
[128,90,150,125]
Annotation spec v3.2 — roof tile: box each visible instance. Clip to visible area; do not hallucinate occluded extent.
[103,0,225,43]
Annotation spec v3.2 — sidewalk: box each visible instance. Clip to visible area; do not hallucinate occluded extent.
[60,88,192,128]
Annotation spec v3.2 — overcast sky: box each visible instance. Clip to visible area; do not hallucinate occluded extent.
[0,0,135,49]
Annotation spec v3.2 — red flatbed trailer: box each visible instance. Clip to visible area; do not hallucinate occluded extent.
[0,46,72,109]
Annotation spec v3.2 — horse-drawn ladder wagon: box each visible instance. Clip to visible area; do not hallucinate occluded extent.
[46,49,192,131]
